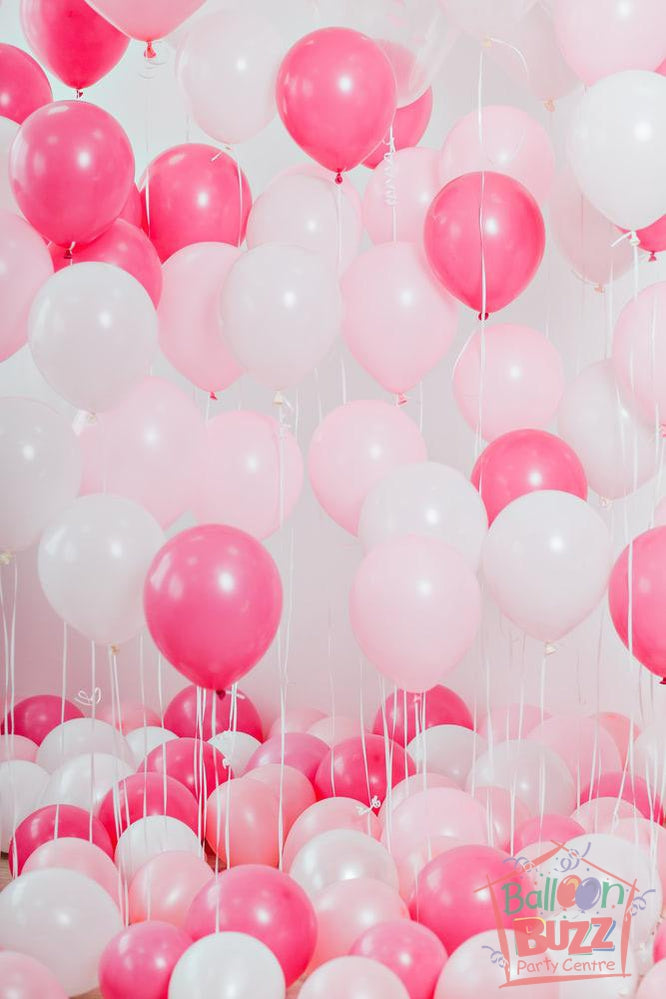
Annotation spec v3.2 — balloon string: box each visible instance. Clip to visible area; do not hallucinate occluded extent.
[88,640,96,844]
[334,178,343,272]
[383,123,397,243]
[357,657,373,809]
[475,45,488,459]
[276,397,288,869]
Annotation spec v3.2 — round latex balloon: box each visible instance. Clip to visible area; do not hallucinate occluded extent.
[0,760,48,851]
[128,850,214,927]
[85,0,205,46]
[36,717,133,773]
[39,751,133,812]
[115,816,202,884]
[613,281,666,425]
[0,42,52,123]
[467,739,576,816]
[163,685,263,743]
[609,527,666,680]
[0,211,54,363]
[0,951,68,999]
[98,921,191,999]
[168,933,286,999]
[301,956,410,999]
[205,777,281,868]
[8,803,113,875]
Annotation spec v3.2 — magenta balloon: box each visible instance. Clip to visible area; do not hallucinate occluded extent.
[21,0,129,91]
[276,27,397,175]
[363,87,433,169]
[144,524,282,690]
[1,694,83,745]
[246,733,327,783]
[143,737,230,807]
[314,735,415,811]
[140,144,251,261]
[163,685,263,743]
[99,921,191,999]
[0,952,67,999]
[609,527,666,680]
[581,771,664,824]
[8,804,113,875]
[351,919,447,999]
[634,214,666,259]
[0,43,52,124]
[97,771,200,848]
[424,171,545,316]
[514,813,585,852]
[372,686,473,746]
[10,100,134,246]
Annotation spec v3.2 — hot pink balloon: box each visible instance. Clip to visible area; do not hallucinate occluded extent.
[96,700,161,734]
[163,685,263,743]
[314,735,415,811]
[9,100,134,246]
[311,877,409,968]
[609,527,666,680]
[0,952,67,999]
[276,27,397,176]
[363,88,433,169]
[22,837,121,906]
[633,214,666,260]
[144,525,282,690]
[581,771,664,824]
[129,851,214,927]
[119,183,142,227]
[141,144,251,261]
[424,172,545,316]
[351,920,447,999]
[363,147,440,245]
[373,685,473,747]
[85,0,205,48]
[97,772,200,848]
[0,211,54,362]
[0,43,52,124]
[246,733,327,783]
[244,764,316,836]
[206,776,280,867]
[283,797,381,870]
[99,921,191,999]
[471,429,588,524]
[655,924,666,963]
[1,695,83,745]
[21,0,129,91]
[309,400,427,535]
[8,804,113,875]
[143,737,230,808]
[513,813,585,852]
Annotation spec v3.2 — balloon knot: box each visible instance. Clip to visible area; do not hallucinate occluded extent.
[478,311,489,321]
[594,284,604,294]
[64,246,73,260]
[543,99,555,113]
[649,251,658,262]
[273,391,284,407]
[396,392,408,407]
[334,171,343,185]
[0,551,13,566]
[660,676,666,686]
[544,642,556,656]
[109,644,119,656]
[75,88,83,99]
[209,391,218,401]
[629,231,640,247]
[145,40,156,59]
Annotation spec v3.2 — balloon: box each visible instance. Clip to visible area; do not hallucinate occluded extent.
[301,956,410,999]
[0,951,67,999]
[115,816,202,883]
[554,0,666,85]
[268,707,325,738]
[40,751,134,811]
[96,700,161,734]
[22,837,121,905]
[176,11,284,144]
[372,685,473,746]
[655,925,666,963]
[1,696,82,746]
[454,324,564,442]
[185,866,316,985]
[77,376,204,527]
[0,397,81,552]
[0,119,21,212]
[467,739,576,816]
[558,360,657,499]
[97,772,200,847]
[245,763,317,835]
[472,785,531,852]
[246,733,327,782]
[50,219,162,306]
[633,214,666,260]
[10,100,134,246]
[29,263,158,412]
[433,929,559,999]
[8,803,113,875]
[385,787,488,864]
[0,211,53,362]
[209,731,260,777]
[36,717,133,773]
[442,0,535,38]
[613,281,666,425]
[351,920,447,999]
[0,42,52,124]
[163,685,264,743]
[144,525,282,690]
[119,183,142,227]
[583,770,664,824]
[86,0,205,45]
[514,813,585,851]
[99,921,191,999]
[283,797,381,870]
[126,726,178,766]
[363,147,440,245]
[0,735,38,763]
[341,242,458,395]
[247,172,362,273]
[143,737,229,810]
[568,70,666,230]
[141,144,251,261]
[276,27,397,175]
[0,869,123,995]
[424,172,545,316]
[350,535,481,691]
[38,494,164,645]
[638,961,666,999]
[571,796,640,833]
[168,933,286,999]
[128,850,214,927]
[289,829,398,897]
[311,877,409,968]
[191,410,303,539]
[439,106,555,204]
[314,735,415,811]
[219,243,342,390]
[157,242,242,394]
[308,715,366,746]
[359,462,487,569]
[407,726,487,787]
[363,88,433,170]
[21,0,129,91]
[206,777,281,867]
[479,703,546,742]
[529,713,621,784]
[309,400,427,535]
[609,527,666,679]
[597,712,637,765]
[0,761,48,851]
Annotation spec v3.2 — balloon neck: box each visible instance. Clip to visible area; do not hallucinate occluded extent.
[649,251,658,262]
[209,391,218,401]
[145,40,156,59]
[478,311,489,321]
[64,243,75,261]
[75,88,83,100]
[543,99,555,113]
[544,642,556,656]
[334,171,343,185]
[395,392,408,407]
[109,644,119,656]
[661,676,666,685]
[594,284,604,294]
[0,551,13,566]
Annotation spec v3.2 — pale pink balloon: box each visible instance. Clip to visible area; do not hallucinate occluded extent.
[310,877,409,969]
[244,763,316,836]
[300,955,410,999]
[615,816,666,901]
[307,715,365,746]
[85,0,205,44]
[157,242,243,395]
[597,712,638,765]
[309,400,427,535]
[439,105,555,204]
[128,850,214,927]
[468,740,576,817]
[529,714,621,785]
[342,243,458,396]
[96,701,161,734]
[289,828,398,898]
[637,960,666,999]
[77,375,204,528]
[283,797,381,871]
[570,797,640,833]
[472,785,530,852]
[453,324,564,442]
[191,410,303,539]
[22,837,121,906]
[395,835,464,902]
[0,734,38,763]
[434,929,559,999]
[384,787,488,864]
[0,952,68,999]
[0,211,53,362]
[206,776,280,867]
[362,147,440,245]
[613,281,666,425]
[406,726,487,788]
[115,816,202,884]
[269,707,326,738]
[479,703,547,741]
[378,773,458,827]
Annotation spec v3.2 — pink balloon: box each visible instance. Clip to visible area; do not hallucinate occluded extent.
[1,695,83,745]
[185,866,317,985]
[351,920,447,999]
[96,700,161,734]
[471,429,588,524]
[143,737,230,808]
[581,771,664,824]
[97,772,200,848]
[529,713,621,785]
[0,211,54,362]
[129,851,213,927]
[269,707,325,738]
[395,837,465,905]
[613,282,666,425]
[144,525,282,690]
[424,172,545,316]
[141,144,251,261]
[8,803,113,875]
[378,774,459,829]
[513,813,585,852]
[315,735,415,812]
[22,837,121,906]
[311,877,409,968]
[301,956,411,999]
[363,147,440,245]
[21,0,129,91]
[157,242,242,394]
[479,704,547,741]
[163,685,263,743]
[99,921,191,999]
[614,817,666,919]
[434,928,559,999]
[276,27,397,176]
[191,410,303,539]
[373,686,473,747]
[0,734,38,763]
[85,0,205,45]
[283,797,381,870]
[637,960,666,999]
[385,788,488,865]
[571,797,640,833]
[342,242,458,396]
[609,527,666,680]
[206,776,280,867]
[119,183,142,227]
[596,712,637,765]
[453,324,564,442]
[655,925,666,963]
[350,536,481,691]
[472,786,530,852]
[308,715,365,746]
[49,220,162,306]
[0,43,51,125]
[363,88,433,169]
[244,764,316,835]
[0,952,67,999]
[633,214,666,260]
[77,375,203,528]
[309,400,427,535]
[246,733,326,783]
[10,100,134,246]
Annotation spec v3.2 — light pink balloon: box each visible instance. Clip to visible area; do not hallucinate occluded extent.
[128,850,214,927]
[439,105,555,204]
[613,281,666,425]
[244,763,317,836]
[570,797,640,833]
[310,877,409,969]
[300,955,410,999]
[615,816,666,901]
[479,704,547,741]
[453,323,564,441]
[395,835,464,902]
[342,243,458,396]
[384,787,488,864]
[86,0,204,44]
[362,147,440,245]
[22,837,121,906]
[191,409,303,539]
[157,242,242,395]
[309,400,427,535]
[406,726,486,788]
[289,828,398,898]
[468,740,576,816]
[0,952,67,999]
[0,211,53,362]
[206,776,280,867]
[596,712,637,765]
[378,773,459,827]
[434,929,559,999]
[0,734,38,763]
[529,714,621,785]
[472,785,530,851]
[307,715,365,746]
[283,797,381,871]
[77,376,204,528]
[269,707,326,738]
[96,700,161,734]
[115,816,202,884]
[637,960,666,999]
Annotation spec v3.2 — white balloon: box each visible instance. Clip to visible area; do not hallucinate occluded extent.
[126,725,178,767]
[209,731,260,776]
[0,760,49,851]
[38,494,164,646]
[407,725,488,787]
[634,722,666,800]
[289,829,398,897]
[37,718,134,773]
[467,739,575,815]
[115,815,202,883]
[567,70,666,230]
[168,932,285,999]
[39,752,133,812]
